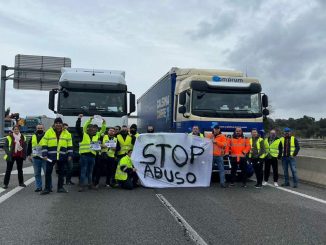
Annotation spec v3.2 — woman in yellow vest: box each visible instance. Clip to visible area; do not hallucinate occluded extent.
[115,150,138,189]
[249,129,266,188]
[3,125,27,189]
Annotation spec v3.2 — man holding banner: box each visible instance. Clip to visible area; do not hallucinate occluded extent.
[208,125,227,188]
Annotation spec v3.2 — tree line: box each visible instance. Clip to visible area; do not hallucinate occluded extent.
[264,115,326,138]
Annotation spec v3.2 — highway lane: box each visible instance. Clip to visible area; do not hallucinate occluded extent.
[0,150,326,244]
[0,177,325,244]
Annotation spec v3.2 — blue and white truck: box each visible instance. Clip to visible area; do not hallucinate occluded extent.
[137,67,269,135]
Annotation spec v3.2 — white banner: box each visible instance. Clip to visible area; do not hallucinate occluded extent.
[132,133,213,188]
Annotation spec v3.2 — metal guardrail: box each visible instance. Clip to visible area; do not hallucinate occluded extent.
[298,139,326,148]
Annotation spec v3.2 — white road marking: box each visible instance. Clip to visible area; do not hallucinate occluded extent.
[266,183,326,205]
[0,187,5,194]
[0,166,35,176]
[299,154,326,160]
[0,177,35,204]
[156,194,208,245]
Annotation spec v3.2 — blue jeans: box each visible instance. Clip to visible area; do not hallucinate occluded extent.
[32,158,46,189]
[282,157,298,185]
[80,155,95,186]
[213,156,225,185]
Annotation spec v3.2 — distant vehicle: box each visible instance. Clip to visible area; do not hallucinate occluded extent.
[24,116,54,133]
[4,118,16,134]
[48,68,136,174]
[137,67,269,175]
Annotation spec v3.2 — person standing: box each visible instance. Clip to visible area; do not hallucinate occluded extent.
[189,125,204,137]
[40,117,73,194]
[263,129,282,187]
[280,128,300,188]
[147,125,155,133]
[76,115,101,191]
[100,127,117,187]
[116,125,136,160]
[228,127,251,187]
[27,124,46,192]
[129,124,140,138]
[63,123,74,185]
[249,129,266,188]
[115,150,138,190]
[208,125,227,188]
[3,125,27,189]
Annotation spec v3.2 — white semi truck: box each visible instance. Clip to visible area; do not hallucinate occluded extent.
[48,68,136,173]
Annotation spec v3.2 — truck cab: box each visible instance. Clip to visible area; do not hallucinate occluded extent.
[49,68,136,126]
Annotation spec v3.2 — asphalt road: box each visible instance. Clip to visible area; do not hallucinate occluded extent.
[0,152,326,245]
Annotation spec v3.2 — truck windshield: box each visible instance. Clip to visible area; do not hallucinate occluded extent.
[192,90,262,118]
[59,91,126,115]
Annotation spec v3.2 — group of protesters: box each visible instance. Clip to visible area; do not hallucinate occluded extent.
[190,124,300,188]
[2,115,300,193]
[2,115,155,193]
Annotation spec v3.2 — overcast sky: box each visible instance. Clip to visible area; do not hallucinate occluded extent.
[1,0,325,120]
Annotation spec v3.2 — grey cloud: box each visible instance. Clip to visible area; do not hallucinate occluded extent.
[187,12,236,40]
[0,10,46,36]
[223,1,326,117]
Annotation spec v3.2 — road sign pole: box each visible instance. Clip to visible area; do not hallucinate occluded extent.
[0,65,7,138]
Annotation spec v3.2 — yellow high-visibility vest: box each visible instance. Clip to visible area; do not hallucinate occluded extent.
[115,155,133,181]
[280,136,296,156]
[249,137,266,159]
[264,138,281,158]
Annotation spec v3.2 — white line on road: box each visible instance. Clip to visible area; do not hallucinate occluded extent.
[156,194,208,245]
[0,177,35,205]
[299,154,326,160]
[267,183,326,205]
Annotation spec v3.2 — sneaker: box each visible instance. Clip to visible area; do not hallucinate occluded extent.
[19,183,27,187]
[262,181,267,186]
[241,184,247,188]
[281,183,290,187]
[66,181,75,185]
[57,188,68,193]
[34,188,42,192]
[78,187,85,192]
[40,190,50,195]
[220,184,227,188]
[255,184,262,188]
[229,183,235,187]
[274,182,279,187]
[293,184,298,188]
[106,184,112,188]
[2,185,8,189]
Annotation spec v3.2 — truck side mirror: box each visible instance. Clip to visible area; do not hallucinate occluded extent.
[49,90,57,113]
[262,94,268,108]
[179,92,186,105]
[178,105,186,114]
[263,108,269,116]
[129,93,136,115]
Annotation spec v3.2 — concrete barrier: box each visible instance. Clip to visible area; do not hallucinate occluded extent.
[278,156,326,187]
